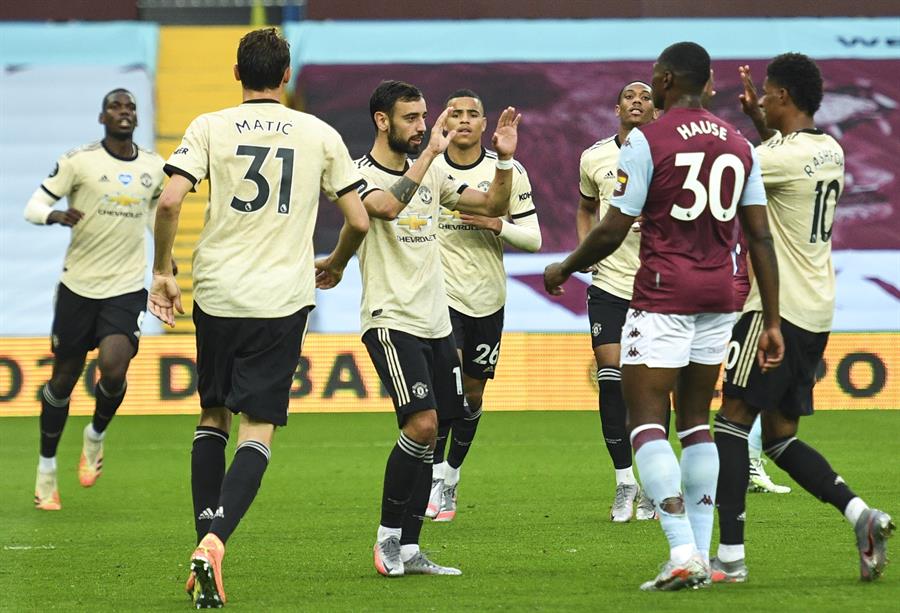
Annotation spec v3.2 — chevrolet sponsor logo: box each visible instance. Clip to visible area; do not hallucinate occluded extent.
[439,208,461,222]
[106,194,142,207]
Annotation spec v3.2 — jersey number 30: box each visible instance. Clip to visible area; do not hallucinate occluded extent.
[231,145,295,214]
[670,152,745,222]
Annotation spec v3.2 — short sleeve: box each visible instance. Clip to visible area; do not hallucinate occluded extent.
[610,128,653,217]
[164,116,210,186]
[510,166,536,217]
[739,144,767,207]
[437,170,468,210]
[320,124,364,202]
[578,153,599,200]
[41,154,77,200]
[756,133,787,188]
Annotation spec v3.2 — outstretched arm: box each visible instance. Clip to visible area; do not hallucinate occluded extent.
[738,65,777,143]
[315,190,370,289]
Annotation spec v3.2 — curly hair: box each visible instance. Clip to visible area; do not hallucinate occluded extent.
[766,53,824,115]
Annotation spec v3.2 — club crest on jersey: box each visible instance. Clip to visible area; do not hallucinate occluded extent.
[613,169,628,196]
[477,180,491,192]
[417,185,433,204]
[118,173,132,186]
[411,382,429,399]
[140,173,152,188]
[49,163,59,178]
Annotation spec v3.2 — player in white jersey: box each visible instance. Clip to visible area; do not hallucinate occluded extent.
[577,81,659,523]
[358,80,520,577]
[25,89,166,511]
[148,29,369,607]
[712,53,894,584]
[425,89,542,522]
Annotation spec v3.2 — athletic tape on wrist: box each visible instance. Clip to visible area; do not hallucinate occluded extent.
[495,158,515,170]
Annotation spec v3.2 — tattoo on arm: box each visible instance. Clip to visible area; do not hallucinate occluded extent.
[388,176,420,205]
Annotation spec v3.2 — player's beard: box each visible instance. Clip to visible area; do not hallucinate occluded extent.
[387,124,423,156]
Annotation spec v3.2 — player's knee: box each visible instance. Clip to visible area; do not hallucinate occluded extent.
[200,407,231,431]
[49,374,79,398]
[404,411,437,444]
[659,496,685,515]
[465,389,484,412]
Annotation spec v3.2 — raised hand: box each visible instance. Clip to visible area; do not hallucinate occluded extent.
[314,256,344,289]
[492,106,522,160]
[425,106,458,157]
[738,65,762,117]
[148,273,183,328]
[48,208,84,227]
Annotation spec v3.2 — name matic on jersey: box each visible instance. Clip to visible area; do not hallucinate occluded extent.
[676,120,729,142]
[235,119,293,135]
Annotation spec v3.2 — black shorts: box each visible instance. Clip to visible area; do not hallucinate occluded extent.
[362,328,468,428]
[449,306,504,380]
[723,311,829,418]
[50,283,147,357]
[193,303,311,427]
[587,286,630,348]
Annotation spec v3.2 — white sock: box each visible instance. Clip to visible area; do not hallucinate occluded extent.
[400,543,420,562]
[844,497,869,526]
[717,543,745,563]
[748,415,763,461]
[444,464,460,486]
[432,461,447,481]
[38,455,57,473]
[376,525,401,543]
[671,543,696,565]
[615,466,636,485]
[85,423,105,441]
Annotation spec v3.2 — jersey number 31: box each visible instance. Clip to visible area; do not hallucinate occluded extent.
[231,145,295,215]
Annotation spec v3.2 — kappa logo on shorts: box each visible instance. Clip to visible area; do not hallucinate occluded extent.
[411,382,429,399]
[591,322,602,337]
[628,328,641,338]
[417,185,433,204]
[697,494,714,506]
[630,309,645,319]
[627,347,640,358]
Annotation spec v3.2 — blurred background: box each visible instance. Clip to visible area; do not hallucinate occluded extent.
[1,1,898,415]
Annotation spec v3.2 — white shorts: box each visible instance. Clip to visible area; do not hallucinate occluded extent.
[620,309,737,368]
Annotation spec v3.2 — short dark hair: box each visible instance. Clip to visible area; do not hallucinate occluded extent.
[657,42,710,93]
[369,80,423,127]
[101,88,133,111]
[237,28,291,91]
[616,81,651,105]
[445,88,482,107]
[766,52,824,115]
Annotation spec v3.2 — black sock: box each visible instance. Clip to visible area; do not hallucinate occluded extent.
[433,422,450,465]
[663,403,672,438]
[766,436,857,513]
[191,426,229,543]
[447,408,481,469]
[92,379,126,434]
[39,384,70,458]
[380,432,429,529]
[208,440,270,544]
[597,368,631,469]
[713,413,752,546]
[400,451,433,547]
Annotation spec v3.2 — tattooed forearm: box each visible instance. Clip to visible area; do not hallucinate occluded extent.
[388,176,420,205]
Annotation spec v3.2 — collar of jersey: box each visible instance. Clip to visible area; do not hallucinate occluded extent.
[102,140,138,162]
[366,153,409,176]
[241,98,281,104]
[794,128,825,136]
[443,147,486,170]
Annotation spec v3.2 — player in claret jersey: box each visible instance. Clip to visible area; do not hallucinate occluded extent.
[544,42,784,591]
[712,53,894,585]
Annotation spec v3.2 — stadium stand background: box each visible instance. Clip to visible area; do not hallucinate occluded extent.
[0,2,898,416]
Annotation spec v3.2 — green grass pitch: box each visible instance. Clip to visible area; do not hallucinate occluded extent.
[1,410,898,611]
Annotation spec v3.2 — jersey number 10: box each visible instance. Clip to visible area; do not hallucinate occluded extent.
[810,179,839,243]
[231,145,295,215]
